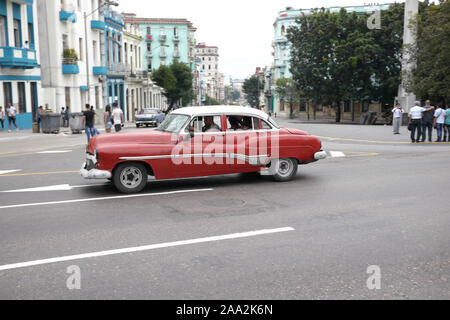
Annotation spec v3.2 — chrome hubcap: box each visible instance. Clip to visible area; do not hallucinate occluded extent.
[120,167,143,189]
[277,159,292,177]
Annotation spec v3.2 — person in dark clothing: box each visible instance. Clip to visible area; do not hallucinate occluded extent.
[421,100,435,142]
[82,104,97,143]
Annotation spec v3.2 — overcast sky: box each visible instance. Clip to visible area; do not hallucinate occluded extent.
[117,0,406,81]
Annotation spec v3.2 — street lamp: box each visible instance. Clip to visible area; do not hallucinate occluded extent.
[84,0,119,105]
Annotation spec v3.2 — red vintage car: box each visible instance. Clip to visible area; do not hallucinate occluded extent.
[80,106,326,193]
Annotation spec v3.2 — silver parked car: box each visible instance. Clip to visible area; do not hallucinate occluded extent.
[135,108,166,128]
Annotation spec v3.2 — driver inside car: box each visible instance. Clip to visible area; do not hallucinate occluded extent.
[202,116,220,132]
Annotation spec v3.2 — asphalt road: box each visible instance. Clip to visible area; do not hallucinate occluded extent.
[0,121,448,300]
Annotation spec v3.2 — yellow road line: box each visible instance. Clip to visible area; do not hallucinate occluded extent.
[0,146,84,159]
[0,170,79,177]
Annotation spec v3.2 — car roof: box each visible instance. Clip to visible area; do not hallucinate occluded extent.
[171,105,270,119]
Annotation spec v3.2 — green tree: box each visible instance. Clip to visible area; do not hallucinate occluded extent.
[152,61,193,113]
[243,75,262,107]
[204,95,221,105]
[275,78,300,119]
[287,6,421,121]
[407,0,450,104]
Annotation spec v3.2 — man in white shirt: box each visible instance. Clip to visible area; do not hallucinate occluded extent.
[112,102,124,133]
[433,105,446,142]
[7,103,18,132]
[392,103,404,134]
[408,101,434,143]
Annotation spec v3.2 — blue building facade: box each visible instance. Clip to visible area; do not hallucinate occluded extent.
[123,17,196,73]
[0,0,41,130]
[103,7,125,112]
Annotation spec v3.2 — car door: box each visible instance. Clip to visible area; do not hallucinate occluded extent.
[173,115,228,178]
[224,115,276,173]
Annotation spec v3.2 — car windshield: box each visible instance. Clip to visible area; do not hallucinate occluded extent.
[143,109,158,114]
[157,114,189,133]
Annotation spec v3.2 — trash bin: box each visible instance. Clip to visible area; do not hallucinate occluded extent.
[70,112,84,134]
[32,122,40,133]
[360,113,369,125]
[40,113,61,134]
[368,111,378,125]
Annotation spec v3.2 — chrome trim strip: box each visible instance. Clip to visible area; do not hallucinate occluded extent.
[119,154,270,166]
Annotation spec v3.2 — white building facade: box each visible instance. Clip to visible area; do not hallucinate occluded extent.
[0,0,42,130]
[37,0,109,113]
[194,43,224,103]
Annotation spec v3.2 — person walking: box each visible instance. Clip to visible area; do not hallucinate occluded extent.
[64,106,70,127]
[36,106,44,133]
[444,105,450,142]
[104,105,113,133]
[421,100,435,142]
[0,106,4,131]
[112,102,124,133]
[433,104,446,142]
[81,104,97,143]
[408,101,434,143]
[7,103,18,132]
[392,103,404,134]
[60,107,65,127]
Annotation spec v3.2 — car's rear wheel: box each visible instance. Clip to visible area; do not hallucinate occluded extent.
[113,163,148,194]
[272,158,298,182]
[136,124,140,128]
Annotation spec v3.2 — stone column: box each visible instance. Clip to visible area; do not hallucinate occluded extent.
[397,0,419,120]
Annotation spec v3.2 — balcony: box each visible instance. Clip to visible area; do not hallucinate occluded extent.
[146,51,153,59]
[62,63,79,74]
[173,52,181,59]
[173,34,180,42]
[60,8,77,23]
[108,63,129,77]
[145,35,152,42]
[159,34,167,42]
[93,66,107,75]
[0,47,39,69]
[91,20,105,31]
[160,52,167,59]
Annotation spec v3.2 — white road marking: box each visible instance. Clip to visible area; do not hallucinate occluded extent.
[0,170,21,175]
[36,150,72,154]
[1,183,106,193]
[0,227,295,271]
[0,188,213,210]
[329,151,346,158]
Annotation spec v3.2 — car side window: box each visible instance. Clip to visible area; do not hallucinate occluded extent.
[227,115,253,131]
[187,116,222,133]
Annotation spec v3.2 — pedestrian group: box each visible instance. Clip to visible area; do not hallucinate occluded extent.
[393,100,450,143]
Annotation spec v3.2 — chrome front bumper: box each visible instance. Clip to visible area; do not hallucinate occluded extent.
[80,162,112,180]
[314,151,327,160]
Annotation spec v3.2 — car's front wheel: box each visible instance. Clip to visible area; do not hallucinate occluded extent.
[113,163,148,194]
[272,158,298,182]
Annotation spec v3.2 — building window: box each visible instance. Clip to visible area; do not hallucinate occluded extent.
[17,82,26,113]
[93,40,98,64]
[62,34,69,50]
[3,82,12,108]
[28,23,34,47]
[79,38,83,61]
[281,25,286,36]
[147,27,151,35]
[13,19,20,47]
[0,16,6,46]
[65,87,71,109]
[344,101,351,113]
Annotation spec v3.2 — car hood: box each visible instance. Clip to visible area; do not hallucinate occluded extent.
[89,130,177,151]
[282,128,309,135]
